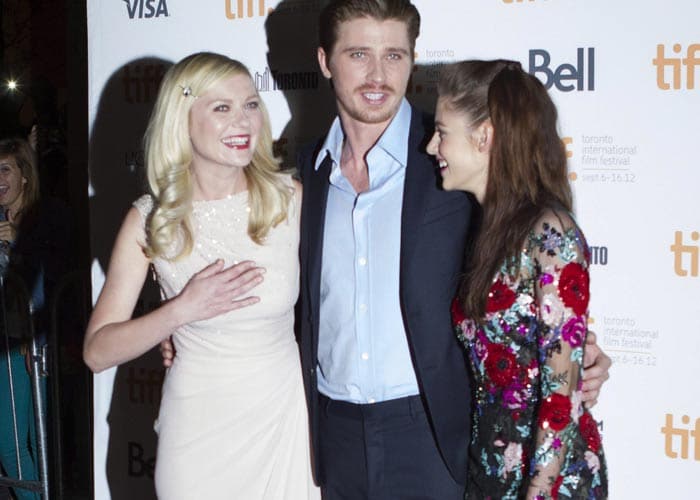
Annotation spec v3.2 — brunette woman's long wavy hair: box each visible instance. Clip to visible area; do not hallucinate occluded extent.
[438,60,573,319]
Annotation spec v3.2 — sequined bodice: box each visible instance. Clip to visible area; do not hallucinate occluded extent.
[133,186,299,361]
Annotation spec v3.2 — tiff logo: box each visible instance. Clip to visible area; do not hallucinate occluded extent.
[226,0,269,19]
[123,0,169,19]
[562,137,573,158]
[670,230,699,277]
[122,63,167,104]
[529,48,595,92]
[661,414,700,460]
[126,367,163,404]
[653,44,700,90]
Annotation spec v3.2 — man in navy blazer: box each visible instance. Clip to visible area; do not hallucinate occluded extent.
[294,1,490,498]
[296,1,611,499]
[298,103,473,498]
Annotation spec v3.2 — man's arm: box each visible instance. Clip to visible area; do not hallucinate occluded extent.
[581,331,612,408]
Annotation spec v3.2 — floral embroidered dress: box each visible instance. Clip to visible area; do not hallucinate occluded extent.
[454,210,608,500]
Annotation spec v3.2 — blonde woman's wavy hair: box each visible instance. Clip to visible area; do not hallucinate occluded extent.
[144,52,292,260]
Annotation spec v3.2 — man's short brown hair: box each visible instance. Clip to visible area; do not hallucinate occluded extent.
[319,0,421,59]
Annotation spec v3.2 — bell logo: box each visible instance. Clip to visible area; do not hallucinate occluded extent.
[670,231,699,277]
[653,44,700,90]
[123,0,169,19]
[529,48,595,91]
[128,442,155,478]
[225,0,269,19]
[661,414,700,460]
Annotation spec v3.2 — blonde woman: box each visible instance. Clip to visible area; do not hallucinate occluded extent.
[84,53,319,499]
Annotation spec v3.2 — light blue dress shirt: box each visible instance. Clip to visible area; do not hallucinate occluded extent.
[315,99,420,404]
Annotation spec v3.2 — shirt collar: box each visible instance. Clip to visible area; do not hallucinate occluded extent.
[314,98,412,171]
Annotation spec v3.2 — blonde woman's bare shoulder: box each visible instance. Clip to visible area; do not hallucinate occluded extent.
[122,204,151,252]
[132,194,154,219]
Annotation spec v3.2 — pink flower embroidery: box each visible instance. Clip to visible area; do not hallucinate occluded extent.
[561,315,586,348]
[584,450,601,473]
[503,442,523,474]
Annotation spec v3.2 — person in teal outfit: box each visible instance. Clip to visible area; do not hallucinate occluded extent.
[0,137,40,500]
[0,346,38,500]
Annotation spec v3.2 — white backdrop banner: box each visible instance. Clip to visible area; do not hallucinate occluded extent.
[87,1,699,498]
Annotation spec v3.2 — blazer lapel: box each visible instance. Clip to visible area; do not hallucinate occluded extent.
[400,109,434,290]
[304,152,332,355]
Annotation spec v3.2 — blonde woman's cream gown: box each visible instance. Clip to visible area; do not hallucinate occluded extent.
[133,177,319,499]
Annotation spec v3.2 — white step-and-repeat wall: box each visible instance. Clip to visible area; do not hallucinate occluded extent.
[87,1,699,498]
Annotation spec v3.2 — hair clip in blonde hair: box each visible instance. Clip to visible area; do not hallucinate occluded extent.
[179,85,198,98]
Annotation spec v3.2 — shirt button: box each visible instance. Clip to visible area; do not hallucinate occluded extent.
[359,304,367,312]
[358,257,367,266]
[368,398,376,404]
[361,352,369,361]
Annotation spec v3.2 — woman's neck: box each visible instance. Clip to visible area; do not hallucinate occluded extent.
[191,165,247,201]
[4,196,24,223]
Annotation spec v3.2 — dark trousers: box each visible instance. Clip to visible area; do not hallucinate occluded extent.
[318,394,464,500]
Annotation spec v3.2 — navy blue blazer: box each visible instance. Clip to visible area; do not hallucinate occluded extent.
[297,106,474,486]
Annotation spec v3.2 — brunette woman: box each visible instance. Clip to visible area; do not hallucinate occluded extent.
[427,60,608,499]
